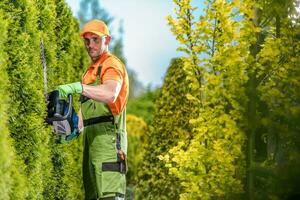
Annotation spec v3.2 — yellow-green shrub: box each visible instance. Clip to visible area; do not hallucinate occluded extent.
[136,58,200,200]
[126,114,147,186]
[163,0,300,199]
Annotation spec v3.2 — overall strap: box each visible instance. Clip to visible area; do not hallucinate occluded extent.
[80,64,102,104]
[80,58,120,128]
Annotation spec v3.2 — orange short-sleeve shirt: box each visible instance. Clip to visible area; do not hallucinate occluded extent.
[82,52,129,116]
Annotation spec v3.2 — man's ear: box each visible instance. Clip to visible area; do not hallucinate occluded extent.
[105,36,111,45]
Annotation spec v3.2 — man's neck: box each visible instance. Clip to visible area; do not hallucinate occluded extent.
[92,51,108,63]
[92,56,100,63]
[92,51,109,64]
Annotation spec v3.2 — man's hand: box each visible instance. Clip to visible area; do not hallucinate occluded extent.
[56,82,83,98]
[78,109,84,132]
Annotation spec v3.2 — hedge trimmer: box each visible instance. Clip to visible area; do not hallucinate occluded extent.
[40,38,79,143]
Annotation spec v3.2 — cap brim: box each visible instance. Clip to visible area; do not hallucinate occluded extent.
[80,31,106,38]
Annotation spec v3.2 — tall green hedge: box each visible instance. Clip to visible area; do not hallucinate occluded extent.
[0,10,14,200]
[0,0,88,199]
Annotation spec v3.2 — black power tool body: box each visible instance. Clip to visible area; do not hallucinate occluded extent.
[46,90,79,142]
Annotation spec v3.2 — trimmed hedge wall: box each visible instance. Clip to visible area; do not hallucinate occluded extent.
[0,0,88,199]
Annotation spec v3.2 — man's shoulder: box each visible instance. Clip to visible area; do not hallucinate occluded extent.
[103,53,125,67]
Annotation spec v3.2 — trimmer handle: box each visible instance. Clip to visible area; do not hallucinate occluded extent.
[46,90,73,124]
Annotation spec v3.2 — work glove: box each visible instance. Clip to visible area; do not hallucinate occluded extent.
[56,82,83,98]
[56,129,80,144]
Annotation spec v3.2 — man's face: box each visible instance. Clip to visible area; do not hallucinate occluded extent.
[84,32,108,62]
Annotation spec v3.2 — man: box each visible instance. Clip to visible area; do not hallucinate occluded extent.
[57,19,129,200]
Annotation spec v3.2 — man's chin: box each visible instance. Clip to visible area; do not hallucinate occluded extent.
[90,54,100,61]
[89,52,99,57]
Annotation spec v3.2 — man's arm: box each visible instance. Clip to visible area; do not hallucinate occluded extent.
[78,108,84,131]
[78,80,121,132]
[82,80,122,104]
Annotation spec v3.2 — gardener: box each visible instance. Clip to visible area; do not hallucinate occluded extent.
[57,19,129,200]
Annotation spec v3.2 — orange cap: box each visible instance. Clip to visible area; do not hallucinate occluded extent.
[80,20,110,38]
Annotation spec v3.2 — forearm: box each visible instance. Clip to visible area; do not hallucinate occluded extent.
[82,83,117,103]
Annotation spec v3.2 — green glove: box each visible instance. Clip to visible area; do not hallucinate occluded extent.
[56,129,80,144]
[56,82,83,98]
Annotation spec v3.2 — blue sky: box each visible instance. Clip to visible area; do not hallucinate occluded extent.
[65,0,183,87]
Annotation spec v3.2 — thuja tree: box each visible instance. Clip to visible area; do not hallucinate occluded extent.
[0,9,30,199]
[0,10,15,200]
[136,58,200,199]
[42,0,87,198]
[0,0,87,199]
[0,0,54,199]
[38,0,88,199]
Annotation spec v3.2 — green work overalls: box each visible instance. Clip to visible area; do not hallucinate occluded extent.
[81,60,127,200]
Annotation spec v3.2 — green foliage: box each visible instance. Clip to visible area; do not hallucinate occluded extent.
[136,58,200,199]
[126,114,148,200]
[126,114,147,187]
[248,0,300,198]
[151,0,300,199]
[162,1,249,198]
[0,10,14,200]
[127,87,159,124]
[0,0,88,199]
[1,1,52,198]
[41,0,86,199]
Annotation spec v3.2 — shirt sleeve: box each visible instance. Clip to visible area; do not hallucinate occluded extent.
[101,58,124,83]
[102,67,123,83]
